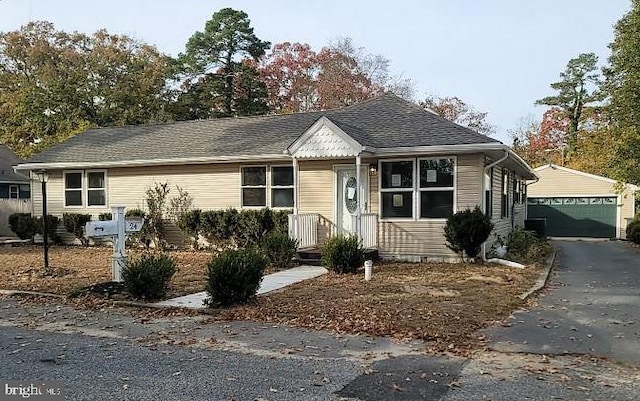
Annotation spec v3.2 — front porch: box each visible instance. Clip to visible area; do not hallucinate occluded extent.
[287,212,379,250]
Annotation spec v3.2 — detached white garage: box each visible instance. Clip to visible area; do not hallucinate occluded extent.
[527,164,637,239]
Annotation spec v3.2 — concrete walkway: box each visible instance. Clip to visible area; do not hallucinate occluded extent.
[155,265,327,309]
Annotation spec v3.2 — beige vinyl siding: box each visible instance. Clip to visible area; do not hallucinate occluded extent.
[34,164,241,217]
[298,159,338,245]
[528,166,636,239]
[373,153,483,261]
[485,165,527,251]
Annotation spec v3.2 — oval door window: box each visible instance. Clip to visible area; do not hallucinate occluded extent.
[345,176,358,214]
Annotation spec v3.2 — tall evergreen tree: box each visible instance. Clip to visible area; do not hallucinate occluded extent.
[536,53,602,155]
[175,8,270,118]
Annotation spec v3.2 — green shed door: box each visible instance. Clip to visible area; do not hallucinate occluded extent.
[527,197,617,238]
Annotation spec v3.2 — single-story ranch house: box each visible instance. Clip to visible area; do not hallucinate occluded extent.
[15,94,536,261]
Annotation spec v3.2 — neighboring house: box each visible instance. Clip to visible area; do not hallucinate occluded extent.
[527,164,637,239]
[0,144,30,199]
[15,94,535,261]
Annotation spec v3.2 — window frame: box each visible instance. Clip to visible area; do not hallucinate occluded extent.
[270,164,295,209]
[484,167,493,217]
[85,169,108,208]
[240,165,268,208]
[63,170,85,208]
[501,168,509,218]
[379,158,416,221]
[378,156,457,222]
[417,156,456,220]
[8,185,19,199]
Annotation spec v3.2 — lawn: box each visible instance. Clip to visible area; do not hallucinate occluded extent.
[217,262,541,353]
[0,245,543,353]
[0,245,212,298]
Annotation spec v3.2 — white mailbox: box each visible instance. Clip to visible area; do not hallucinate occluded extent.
[85,220,118,237]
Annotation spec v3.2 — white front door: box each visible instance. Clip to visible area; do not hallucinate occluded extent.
[335,166,369,235]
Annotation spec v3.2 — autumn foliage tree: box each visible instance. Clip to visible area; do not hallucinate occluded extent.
[420,96,495,136]
[0,21,171,157]
[258,37,414,113]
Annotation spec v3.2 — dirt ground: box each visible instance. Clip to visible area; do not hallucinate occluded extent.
[0,245,212,298]
[217,262,541,353]
[0,245,542,351]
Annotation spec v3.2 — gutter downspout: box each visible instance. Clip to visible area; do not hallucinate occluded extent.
[482,150,509,261]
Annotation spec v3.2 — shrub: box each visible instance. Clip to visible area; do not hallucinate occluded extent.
[627,219,640,244]
[35,215,60,245]
[205,248,266,307]
[8,213,36,240]
[504,228,554,265]
[178,209,201,249]
[121,253,177,300]
[98,213,112,221]
[261,231,297,270]
[145,182,170,249]
[321,235,364,274]
[444,207,494,262]
[272,210,291,234]
[63,213,92,246]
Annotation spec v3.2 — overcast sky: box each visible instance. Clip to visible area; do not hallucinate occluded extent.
[0,0,631,143]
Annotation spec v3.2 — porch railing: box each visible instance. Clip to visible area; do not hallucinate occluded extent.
[288,213,319,249]
[352,213,378,249]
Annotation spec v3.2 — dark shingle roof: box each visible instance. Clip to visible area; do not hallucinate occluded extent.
[0,145,29,182]
[25,94,500,165]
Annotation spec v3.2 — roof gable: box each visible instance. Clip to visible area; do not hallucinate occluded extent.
[534,164,639,191]
[287,117,365,158]
[0,145,28,183]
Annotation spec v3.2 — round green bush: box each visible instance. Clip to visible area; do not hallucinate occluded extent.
[206,248,266,307]
[627,219,640,244]
[321,235,364,274]
[8,213,36,240]
[443,206,494,261]
[122,253,177,300]
[261,231,297,270]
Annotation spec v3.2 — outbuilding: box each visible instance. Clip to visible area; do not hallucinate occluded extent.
[527,164,637,239]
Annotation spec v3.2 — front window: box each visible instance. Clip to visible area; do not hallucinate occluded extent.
[501,169,509,218]
[485,167,493,217]
[271,166,294,208]
[241,166,267,207]
[64,172,83,207]
[87,171,106,206]
[380,160,414,218]
[8,185,18,199]
[419,158,455,218]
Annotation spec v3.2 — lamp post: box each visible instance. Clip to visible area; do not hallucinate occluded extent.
[35,170,49,273]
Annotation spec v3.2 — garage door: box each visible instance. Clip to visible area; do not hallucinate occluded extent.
[527,197,617,238]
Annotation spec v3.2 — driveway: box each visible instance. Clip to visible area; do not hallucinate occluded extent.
[485,240,640,365]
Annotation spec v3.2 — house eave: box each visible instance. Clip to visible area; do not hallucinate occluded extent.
[14,153,292,171]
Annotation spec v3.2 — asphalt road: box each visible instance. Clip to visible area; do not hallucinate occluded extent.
[485,240,640,365]
[2,240,640,400]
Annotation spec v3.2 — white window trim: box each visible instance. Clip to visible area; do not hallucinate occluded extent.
[63,170,84,208]
[8,185,19,199]
[86,169,108,208]
[378,158,415,221]
[270,165,295,209]
[240,165,268,209]
[417,156,457,221]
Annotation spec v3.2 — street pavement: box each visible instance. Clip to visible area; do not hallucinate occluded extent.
[2,240,640,400]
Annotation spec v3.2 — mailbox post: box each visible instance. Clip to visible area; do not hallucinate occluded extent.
[85,206,143,282]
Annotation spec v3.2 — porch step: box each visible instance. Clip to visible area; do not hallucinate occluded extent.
[294,247,379,266]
